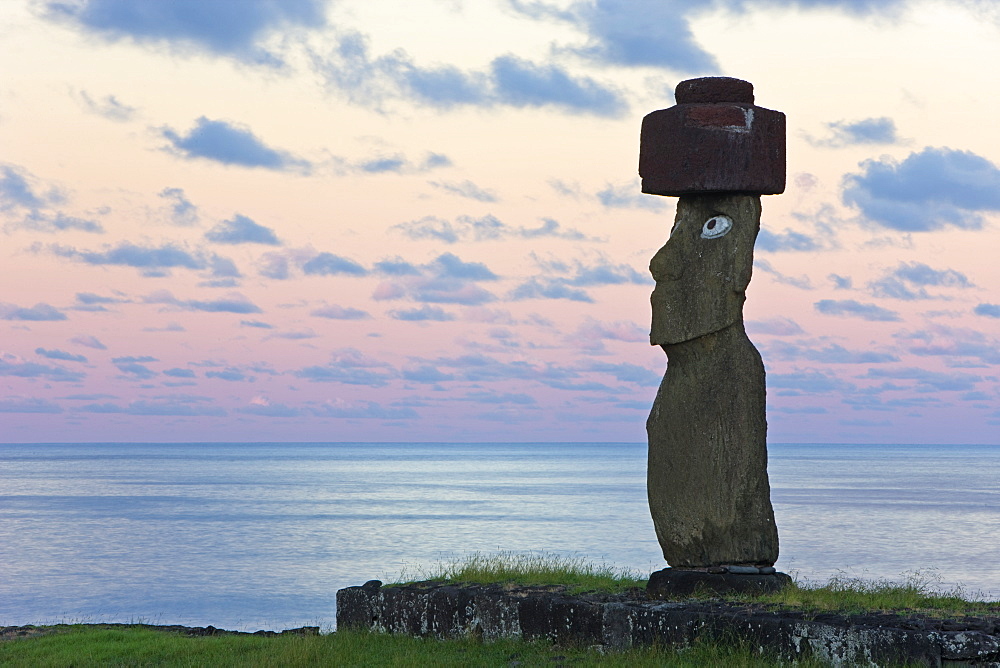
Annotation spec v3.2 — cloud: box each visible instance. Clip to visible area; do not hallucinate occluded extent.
[812,117,899,147]
[519,218,590,240]
[909,340,1000,366]
[0,396,63,413]
[205,214,280,245]
[240,319,273,329]
[0,355,86,382]
[292,348,396,387]
[70,334,107,350]
[410,279,497,305]
[596,181,666,210]
[828,274,853,290]
[143,290,262,314]
[510,0,718,74]
[310,304,371,320]
[354,152,450,174]
[266,329,318,340]
[80,395,226,416]
[312,31,627,117]
[427,351,577,385]
[306,400,418,420]
[572,317,647,353]
[0,302,67,321]
[863,367,981,393]
[257,251,291,279]
[49,241,235,277]
[584,360,661,386]
[16,211,104,234]
[143,322,185,332]
[0,164,62,211]
[975,303,1000,318]
[72,292,131,311]
[158,187,199,226]
[113,360,157,379]
[814,299,901,321]
[753,259,813,289]
[755,228,825,252]
[373,258,421,276]
[371,253,500,306]
[402,364,455,383]
[390,305,455,321]
[745,317,805,336]
[162,117,310,171]
[490,55,626,116]
[766,341,899,364]
[868,262,973,300]
[163,368,195,378]
[510,278,593,302]
[433,253,497,280]
[511,255,646,303]
[429,180,498,202]
[301,252,368,276]
[238,398,300,418]
[46,0,326,66]
[35,348,87,363]
[77,91,136,121]
[205,368,251,382]
[842,147,1000,231]
[394,213,595,244]
[458,390,536,405]
[768,369,854,395]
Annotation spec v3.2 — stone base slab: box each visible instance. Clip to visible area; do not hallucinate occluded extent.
[647,567,792,597]
[336,580,1000,667]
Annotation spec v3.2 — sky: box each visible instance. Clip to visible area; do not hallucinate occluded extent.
[1,0,999,444]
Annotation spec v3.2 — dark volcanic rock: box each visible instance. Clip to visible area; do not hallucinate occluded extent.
[337,580,1000,667]
[647,568,792,597]
[646,194,778,568]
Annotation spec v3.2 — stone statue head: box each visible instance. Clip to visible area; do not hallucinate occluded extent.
[649,194,760,345]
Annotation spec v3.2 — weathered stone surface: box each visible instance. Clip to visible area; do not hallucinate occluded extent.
[649,195,759,345]
[674,76,754,104]
[639,77,785,196]
[647,568,791,597]
[336,581,1000,666]
[647,193,777,568]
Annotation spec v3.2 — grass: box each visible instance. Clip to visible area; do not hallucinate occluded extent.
[400,551,997,616]
[395,550,646,594]
[0,626,827,667]
[745,569,998,616]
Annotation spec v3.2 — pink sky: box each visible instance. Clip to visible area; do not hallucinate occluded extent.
[1,0,999,443]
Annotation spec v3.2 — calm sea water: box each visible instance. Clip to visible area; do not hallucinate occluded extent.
[0,442,996,631]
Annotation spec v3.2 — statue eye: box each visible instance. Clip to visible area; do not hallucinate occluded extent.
[701,215,733,239]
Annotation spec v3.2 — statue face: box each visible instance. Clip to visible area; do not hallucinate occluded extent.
[649,195,760,345]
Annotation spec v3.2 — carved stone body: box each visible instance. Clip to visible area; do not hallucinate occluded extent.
[646,194,778,568]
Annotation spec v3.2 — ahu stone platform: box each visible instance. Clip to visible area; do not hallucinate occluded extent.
[337,580,1000,667]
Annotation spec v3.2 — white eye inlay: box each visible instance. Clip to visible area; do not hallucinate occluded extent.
[701,215,733,239]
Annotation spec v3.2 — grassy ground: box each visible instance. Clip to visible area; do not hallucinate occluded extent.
[404,551,998,615]
[748,569,998,616]
[397,550,647,594]
[0,626,827,667]
[4,553,993,666]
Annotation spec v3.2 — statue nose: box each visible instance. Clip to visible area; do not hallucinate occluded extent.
[650,244,684,281]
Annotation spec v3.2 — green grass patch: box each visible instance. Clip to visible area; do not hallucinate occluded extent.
[395,550,647,594]
[745,570,999,616]
[0,626,826,667]
[397,552,997,617]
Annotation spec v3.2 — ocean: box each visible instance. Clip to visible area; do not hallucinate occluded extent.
[0,442,996,631]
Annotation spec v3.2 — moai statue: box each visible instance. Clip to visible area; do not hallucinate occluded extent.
[639,77,791,596]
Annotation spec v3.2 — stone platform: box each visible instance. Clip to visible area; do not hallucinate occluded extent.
[336,580,1000,667]
[647,567,792,597]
